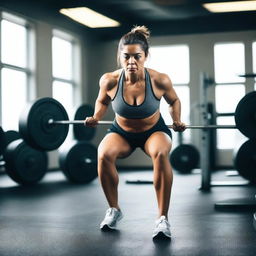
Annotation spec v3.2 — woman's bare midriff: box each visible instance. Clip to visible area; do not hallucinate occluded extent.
[115,111,161,133]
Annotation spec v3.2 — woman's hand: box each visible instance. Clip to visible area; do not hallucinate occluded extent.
[84,116,98,127]
[172,121,186,132]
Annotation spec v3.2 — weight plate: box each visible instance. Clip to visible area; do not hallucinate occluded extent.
[19,97,69,151]
[170,144,200,173]
[59,141,98,184]
[0,126,6,155]
[234,139,256,184]
[4,139,48,185]
[73,104,96,141]
[5,130,21,146]
[235,91,256,139]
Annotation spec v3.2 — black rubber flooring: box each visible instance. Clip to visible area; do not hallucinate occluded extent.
[0,169,255,256]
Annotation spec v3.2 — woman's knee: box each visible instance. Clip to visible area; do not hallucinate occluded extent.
[150,148,170,161]
[98,149,117,164]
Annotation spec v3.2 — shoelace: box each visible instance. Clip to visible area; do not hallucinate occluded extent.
[106,208,117,217]
[157,217,170,228]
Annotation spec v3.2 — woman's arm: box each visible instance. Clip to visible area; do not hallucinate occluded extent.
[85,73,115,127]
[157,73,186,131]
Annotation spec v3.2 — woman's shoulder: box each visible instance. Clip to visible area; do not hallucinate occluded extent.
[146,68,172,88]
[99,69,122,90]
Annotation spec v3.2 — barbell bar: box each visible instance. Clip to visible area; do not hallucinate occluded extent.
[19,92,256,151]
[48,119,113,125]
[49,119,237,129]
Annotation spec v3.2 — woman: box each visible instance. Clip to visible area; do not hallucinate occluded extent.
[85,26,186,239]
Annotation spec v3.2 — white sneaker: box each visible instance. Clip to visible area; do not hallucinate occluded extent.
[100,207,123,230]
[152,216,171,239]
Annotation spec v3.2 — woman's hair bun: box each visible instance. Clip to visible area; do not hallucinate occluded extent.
[131,25,150,39]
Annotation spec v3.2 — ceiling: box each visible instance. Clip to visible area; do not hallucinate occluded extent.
[1,0,256,40]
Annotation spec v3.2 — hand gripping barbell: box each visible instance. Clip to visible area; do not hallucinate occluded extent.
[18,91,256,151]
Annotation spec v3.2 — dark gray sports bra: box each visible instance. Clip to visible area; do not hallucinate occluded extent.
[111,69,160,119]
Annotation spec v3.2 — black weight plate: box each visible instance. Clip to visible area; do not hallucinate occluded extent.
[235,91,256,139]
[234,139,256,184]
[170,144,200,173]
[73,104,96,141]
[19,97,69,151]
[59,141,98,184]
[5,130,21,146]
[0,126,6,155]
[4,139,48,185]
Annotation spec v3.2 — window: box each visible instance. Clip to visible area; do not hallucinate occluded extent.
[214,43,246,149]
[147,45,190,84]
[146,45,190,146]
[52,31,78,118]
[216,116,244,150]
[52,80,73,114]
[215,84,245,113]
[214,43,245,83]
[1,20,27,68]
[1,69,27,130]
[0,13,33,131]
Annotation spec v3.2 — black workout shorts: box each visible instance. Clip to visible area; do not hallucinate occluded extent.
[107,115,172,151]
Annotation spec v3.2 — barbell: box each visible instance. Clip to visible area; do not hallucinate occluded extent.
[50,119,236,129]
[18,91,256,151]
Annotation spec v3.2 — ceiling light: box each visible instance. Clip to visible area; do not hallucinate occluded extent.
[59,7,121,28]
[203,1,256,13]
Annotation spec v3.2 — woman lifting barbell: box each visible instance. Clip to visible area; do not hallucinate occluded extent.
[85,25,186,239]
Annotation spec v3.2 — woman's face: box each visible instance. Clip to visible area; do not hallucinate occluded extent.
[119,44,147,74]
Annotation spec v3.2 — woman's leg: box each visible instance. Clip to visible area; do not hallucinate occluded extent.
[98,133,133,209]
[144,132,173,218]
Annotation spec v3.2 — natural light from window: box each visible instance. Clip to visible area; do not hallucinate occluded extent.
[1,68,27,130]
[214,43,245,83]
[146,45,190,84]
[215,84,245,113]
[146,45,190,145]
[1,19,27,68]
[52,34,75,118]
[52,80,73,119]
[52,36,73,80]
[214,42,246,149]
[1,18,28,131]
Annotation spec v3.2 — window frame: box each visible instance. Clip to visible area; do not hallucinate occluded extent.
[51,29,80,110]
[213,41,246,150]
[0,11,35,128]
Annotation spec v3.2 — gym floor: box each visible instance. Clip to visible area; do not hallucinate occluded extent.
[0,169,255,256]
